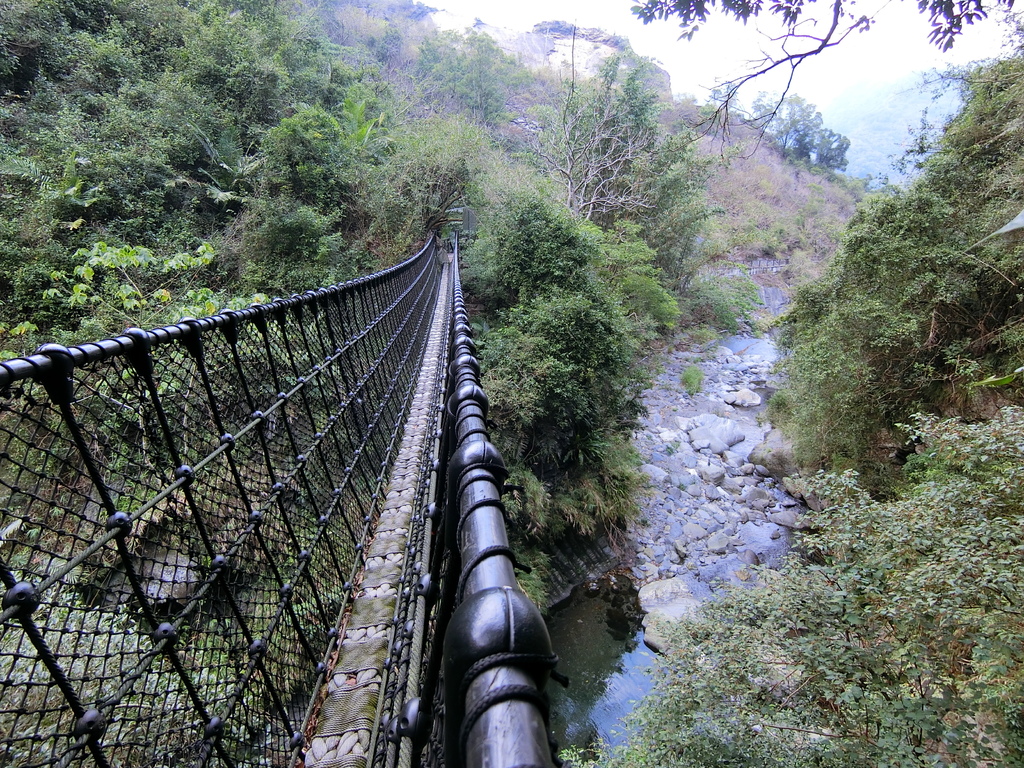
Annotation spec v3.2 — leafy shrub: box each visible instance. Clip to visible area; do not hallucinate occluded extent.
[677,272,760,332]
[475,192,594,306]
[681,364,703,395]
[480,286,639,473]
[779,54,1024,481]
[591,222,680,338]
[262,106,353,207]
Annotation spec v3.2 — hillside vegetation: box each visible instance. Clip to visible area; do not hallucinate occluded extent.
[780,50,1024,486]
[10,0,1023,764]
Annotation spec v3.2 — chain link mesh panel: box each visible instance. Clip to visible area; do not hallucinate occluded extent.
[0,239,444,768]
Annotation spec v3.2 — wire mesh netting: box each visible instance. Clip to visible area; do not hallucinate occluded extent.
[0,239,445,768]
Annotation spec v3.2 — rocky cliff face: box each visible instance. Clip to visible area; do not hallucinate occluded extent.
[430,11,672,94]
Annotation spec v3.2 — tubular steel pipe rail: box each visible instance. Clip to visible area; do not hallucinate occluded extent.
[435,242,560,768]
[0,237,444,768]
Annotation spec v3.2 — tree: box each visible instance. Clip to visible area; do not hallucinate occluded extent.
[753,94,851,171]
[779,50,1024,481]
[416,31,529,125]
[534,56,662,222]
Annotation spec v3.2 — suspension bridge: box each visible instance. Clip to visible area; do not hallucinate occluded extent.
[0,235,562,768]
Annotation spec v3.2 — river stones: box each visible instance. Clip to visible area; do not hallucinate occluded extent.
[738,549,761,566]
[768,508,811,529]
[683,414,747,450]
[724,387,762,407]
[628,330,804,644]
[638,577,703,652]
[748,428,800,481]
[640,463,669,484]
[706,531,733,554]
[697,461,726,485]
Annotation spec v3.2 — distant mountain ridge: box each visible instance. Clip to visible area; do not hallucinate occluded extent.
[821,74,961,181]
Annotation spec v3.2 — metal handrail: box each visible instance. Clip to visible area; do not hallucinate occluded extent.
[438,236,559,768]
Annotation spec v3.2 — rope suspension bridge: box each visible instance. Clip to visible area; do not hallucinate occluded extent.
[0,235,562,768]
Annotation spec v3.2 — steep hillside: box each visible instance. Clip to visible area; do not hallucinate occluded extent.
[701,135,864,286]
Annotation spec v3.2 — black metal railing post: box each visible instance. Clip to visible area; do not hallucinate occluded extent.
[438,241,561,768]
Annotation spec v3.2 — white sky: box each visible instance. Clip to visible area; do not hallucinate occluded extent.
[432,0,1013,111]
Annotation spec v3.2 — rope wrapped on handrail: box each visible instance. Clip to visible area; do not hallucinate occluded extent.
[0,237,443,768]
[439,240,560,768]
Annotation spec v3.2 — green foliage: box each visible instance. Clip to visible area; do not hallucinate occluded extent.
[754,94,851,172]
[363,116,489,260]
[466,191,654,541]
[416,31,529,125]
[780,53,1024,479]
[0,0,422,342]
[40,241,264,340]
[237,196,350,295]
[681,364,704,395]
[601,407,1024,768]
[677,272,761,332]
[475,192,594,305]
[480,287,639,470]
[641,134,714,290]
[263,106,353,207]
[592,222,680,337]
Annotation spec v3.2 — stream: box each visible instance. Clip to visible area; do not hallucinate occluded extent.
[546,326,808,755]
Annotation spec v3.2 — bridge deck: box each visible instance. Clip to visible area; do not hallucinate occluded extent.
[307,258,451,768]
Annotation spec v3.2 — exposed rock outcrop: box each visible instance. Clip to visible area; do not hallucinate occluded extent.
[429,13,672,95]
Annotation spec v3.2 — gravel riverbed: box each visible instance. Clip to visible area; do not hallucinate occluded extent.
[623,331,808,649]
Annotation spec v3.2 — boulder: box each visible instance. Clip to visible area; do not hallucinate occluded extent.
[687,426,712,450]
[705,531,731,554]
[769,508,811,529]
[640,463,668,484]
[738,549,761,566]
[707,437,730,455]
[139,548,199,602]
[742,486,772,504]
[720,476,743,495]
[748,428,799,481]
[782,476,825,511]
[697,462,726,485]
[682,522,708,541]
[687,414,746,448]
[638,578,703,652]
[724,387,762,407]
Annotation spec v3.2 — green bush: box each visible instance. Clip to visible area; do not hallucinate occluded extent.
[677,272,760,332]
[476,192,594,305]
[778,54,1024,482]
[681,364,703,395]
[480,286,639,471]
[591,222,680,338]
